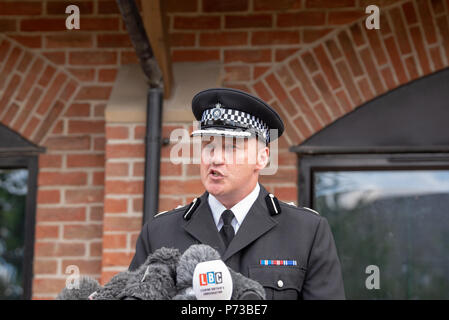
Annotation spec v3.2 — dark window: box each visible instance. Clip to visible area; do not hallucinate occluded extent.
[307,156,449,299]
[0,123,43,299]
[0,167,29,299]
[292,68,449,299]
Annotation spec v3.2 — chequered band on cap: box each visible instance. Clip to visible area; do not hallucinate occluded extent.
[192,88,284,143]
[191,103,271,143]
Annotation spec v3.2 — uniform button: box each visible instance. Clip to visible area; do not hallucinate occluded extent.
[277,280,284,288]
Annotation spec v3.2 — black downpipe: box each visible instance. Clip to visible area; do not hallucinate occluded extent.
[116,0,164,225]
[143,88,163,224]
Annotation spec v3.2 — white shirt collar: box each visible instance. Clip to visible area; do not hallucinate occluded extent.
[208,183,260,233]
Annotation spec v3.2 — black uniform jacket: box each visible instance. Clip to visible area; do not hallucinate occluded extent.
[129,184,345,300]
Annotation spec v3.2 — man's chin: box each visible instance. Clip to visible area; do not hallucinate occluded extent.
[204,182,227,196]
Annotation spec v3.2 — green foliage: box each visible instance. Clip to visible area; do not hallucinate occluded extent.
[0,169,28,299]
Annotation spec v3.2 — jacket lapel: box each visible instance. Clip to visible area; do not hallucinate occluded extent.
[222,185,278,262]
[182,191,227,256]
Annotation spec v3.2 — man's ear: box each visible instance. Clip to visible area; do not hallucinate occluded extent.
[256,145,269,170]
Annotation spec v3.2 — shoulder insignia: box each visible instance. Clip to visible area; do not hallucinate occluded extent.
[153,210,168,218]
[303,207,320,215]
[183,197,201,220]
[153,204,186,219]
[265,193,282,216]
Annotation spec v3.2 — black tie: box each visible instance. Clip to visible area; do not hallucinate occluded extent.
[219,209,235,248]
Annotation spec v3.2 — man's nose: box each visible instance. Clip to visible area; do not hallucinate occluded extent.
[211,147,225,165]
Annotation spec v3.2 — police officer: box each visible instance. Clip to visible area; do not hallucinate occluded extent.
[129,88,345,300]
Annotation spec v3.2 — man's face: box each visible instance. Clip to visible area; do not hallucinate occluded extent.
[199,135,268,198]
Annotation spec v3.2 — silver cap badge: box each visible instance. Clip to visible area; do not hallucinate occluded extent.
[211,103,223,120]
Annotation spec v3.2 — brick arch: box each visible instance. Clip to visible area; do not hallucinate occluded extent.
[249,0,449,146]
[0,34,101,299]
[0,34,80,144]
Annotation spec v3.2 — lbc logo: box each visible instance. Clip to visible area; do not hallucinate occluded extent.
[199,271,223,286]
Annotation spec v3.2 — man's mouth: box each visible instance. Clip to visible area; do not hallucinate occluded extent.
[209,169,224,178]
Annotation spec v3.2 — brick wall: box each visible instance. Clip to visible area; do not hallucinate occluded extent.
[250,0,449,145]
[0,0,449,298]
[102,122,202,283]
[167,0,399,87]
[0,0,133,298]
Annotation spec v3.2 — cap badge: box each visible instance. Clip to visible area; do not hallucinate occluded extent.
[211,103,224,120]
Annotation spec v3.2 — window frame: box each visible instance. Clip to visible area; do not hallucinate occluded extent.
[0,155,38,300]
[297,152,449,208]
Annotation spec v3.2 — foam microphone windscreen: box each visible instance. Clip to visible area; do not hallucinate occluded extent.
[91,271,131,300]
[56,276,101,300]
[174,244,266,300]
[118,247,181,300]
[175,244,221,291]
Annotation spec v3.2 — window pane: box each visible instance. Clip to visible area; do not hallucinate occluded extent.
[314,170,449,299]
[0,169,28,299]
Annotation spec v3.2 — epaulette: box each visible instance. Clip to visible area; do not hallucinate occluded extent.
[283,201,320,215]
[265,193,282,216]
[153,205,185,219]
[153,210,168,218]
[303,206,320,215]
[183,197,201,220]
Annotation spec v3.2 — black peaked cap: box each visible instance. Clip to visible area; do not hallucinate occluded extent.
[191,88,285,140]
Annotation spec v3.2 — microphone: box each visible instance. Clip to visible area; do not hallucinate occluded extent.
[56,276,101,300]
[175,244,221,293]
[56,244,265,300]
[90,270,132,300]
[173,244,266,300]
[57,272,133,300]
[173,244,221,300]
[118,247,181,300]
[57,247,181,300]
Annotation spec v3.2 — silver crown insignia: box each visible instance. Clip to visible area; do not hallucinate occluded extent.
[211,103,224,120]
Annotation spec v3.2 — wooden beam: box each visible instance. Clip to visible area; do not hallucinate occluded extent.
[141,0,173,98]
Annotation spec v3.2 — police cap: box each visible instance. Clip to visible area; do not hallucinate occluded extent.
[191,88,284,144]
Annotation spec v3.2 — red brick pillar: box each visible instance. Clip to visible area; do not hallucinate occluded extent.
[101,122,145,283]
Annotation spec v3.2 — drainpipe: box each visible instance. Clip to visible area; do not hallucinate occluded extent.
[116,0,164,224]
[143,89,163,224]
